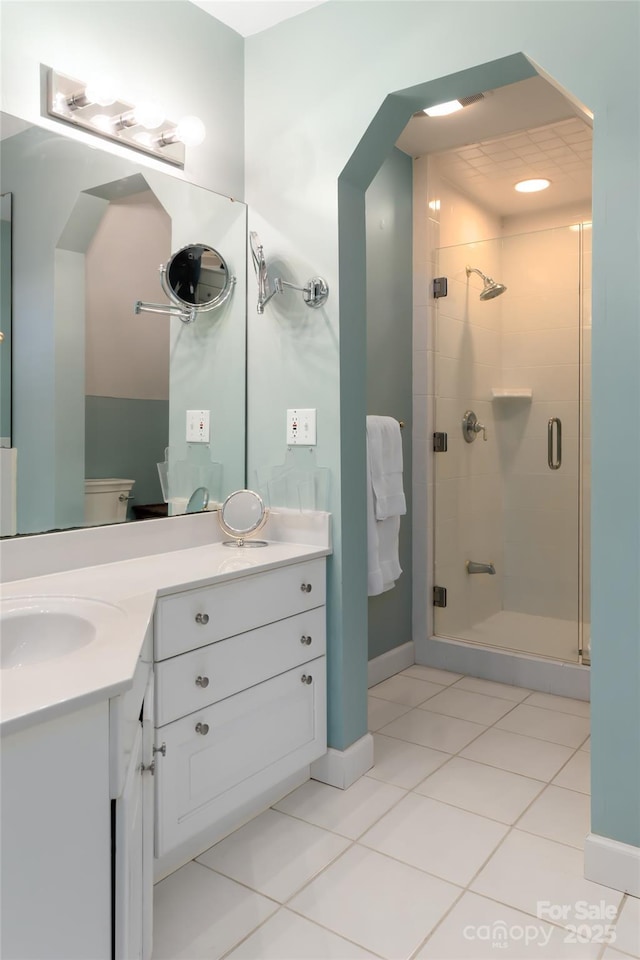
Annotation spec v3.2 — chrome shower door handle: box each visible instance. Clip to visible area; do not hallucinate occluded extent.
[548,417,562,470]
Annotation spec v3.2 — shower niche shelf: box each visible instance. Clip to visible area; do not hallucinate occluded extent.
[491,388,533,400]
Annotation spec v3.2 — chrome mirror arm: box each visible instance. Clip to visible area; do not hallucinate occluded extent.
[134,300,197,324]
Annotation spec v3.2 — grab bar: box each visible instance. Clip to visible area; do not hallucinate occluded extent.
[548,417,562,470]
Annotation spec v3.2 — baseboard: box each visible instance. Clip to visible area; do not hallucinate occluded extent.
[311,733,374,789]
[417,635,590,701]
[584,832,640,896]
[368,642,415,688]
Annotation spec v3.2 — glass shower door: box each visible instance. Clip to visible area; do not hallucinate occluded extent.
[433,227,583,663]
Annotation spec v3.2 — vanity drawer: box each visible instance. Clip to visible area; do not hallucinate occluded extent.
[155,656,326,857]
[155,606,326,726]
[154,558,325,660]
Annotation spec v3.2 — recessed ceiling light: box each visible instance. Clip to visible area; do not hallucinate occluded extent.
[515,178,551,193]
[423,100,463,118]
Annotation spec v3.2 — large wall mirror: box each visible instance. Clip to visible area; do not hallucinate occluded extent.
[0,111,246,536]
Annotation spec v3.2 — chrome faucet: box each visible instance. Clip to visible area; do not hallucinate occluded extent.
[466,560,496,575]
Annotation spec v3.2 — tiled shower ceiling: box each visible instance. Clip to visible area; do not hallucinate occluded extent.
[434,117,592,217]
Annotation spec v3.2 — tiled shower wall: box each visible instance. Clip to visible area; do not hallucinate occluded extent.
[413,154,590,645]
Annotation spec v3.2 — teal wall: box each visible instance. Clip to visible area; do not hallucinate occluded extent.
[366,148,413,661]
[85,397,169,514]
[245,2,640,847]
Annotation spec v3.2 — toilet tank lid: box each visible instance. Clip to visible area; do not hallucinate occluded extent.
[85,478,135,491]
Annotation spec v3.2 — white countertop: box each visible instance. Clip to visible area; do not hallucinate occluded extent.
[1,530,330,737]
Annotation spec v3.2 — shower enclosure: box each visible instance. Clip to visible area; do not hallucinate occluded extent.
[433,224,590,665]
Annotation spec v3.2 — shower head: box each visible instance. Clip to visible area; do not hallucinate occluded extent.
[466,265,507,300]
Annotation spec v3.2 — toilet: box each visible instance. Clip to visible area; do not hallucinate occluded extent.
[84,478,135,526]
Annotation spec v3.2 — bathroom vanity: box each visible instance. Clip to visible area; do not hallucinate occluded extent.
[0,511,330,960]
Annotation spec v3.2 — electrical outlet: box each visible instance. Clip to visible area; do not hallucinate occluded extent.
[287,408,317,445]
[186,410,210,443]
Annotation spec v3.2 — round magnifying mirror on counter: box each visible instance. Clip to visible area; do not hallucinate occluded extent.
[163,243,235,312]
[186,486,210,514]
[218,489,268,547]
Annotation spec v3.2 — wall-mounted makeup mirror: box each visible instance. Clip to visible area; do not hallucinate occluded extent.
[136,242,236,324]
[0,110,247,537]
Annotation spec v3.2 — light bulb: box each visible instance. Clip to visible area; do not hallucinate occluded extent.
[90,114,114,133]
[132,131,155,148]
[175,115,206,147]
[133,102,165,130]
[84,77,117,107]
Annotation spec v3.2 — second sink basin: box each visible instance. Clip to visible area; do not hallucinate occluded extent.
[1,596,124,670]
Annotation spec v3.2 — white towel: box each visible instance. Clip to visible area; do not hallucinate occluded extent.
[366,420,404,596]
[366,416,406,520]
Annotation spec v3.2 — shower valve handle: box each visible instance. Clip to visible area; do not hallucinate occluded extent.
[462,410,487,443]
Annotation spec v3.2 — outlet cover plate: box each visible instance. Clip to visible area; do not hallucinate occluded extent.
[186,409,210,443]
[287,408,317,445]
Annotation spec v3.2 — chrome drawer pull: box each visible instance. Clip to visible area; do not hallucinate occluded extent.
[195,676,210,688]
[301,674,313,685]
[195,722,210,735]
[300,635,312,645]
[195,612,209,625]
[300,583,313,593]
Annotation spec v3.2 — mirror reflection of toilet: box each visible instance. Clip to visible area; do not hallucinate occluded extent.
[84,478,135,526]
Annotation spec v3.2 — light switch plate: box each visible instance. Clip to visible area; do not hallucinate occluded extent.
[287,408,317,445]
[186,410,210,443]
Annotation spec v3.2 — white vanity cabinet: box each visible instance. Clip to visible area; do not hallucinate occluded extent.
[153,557,327,866]
[0,639,153,960]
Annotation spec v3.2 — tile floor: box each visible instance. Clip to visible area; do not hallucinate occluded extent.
[153,667,639,960]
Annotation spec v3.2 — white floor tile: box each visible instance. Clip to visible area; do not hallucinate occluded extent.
[226,908,378,959]
[273,775,405,839]
[288,844,460,960]
[523,691,590,718]
[495,704,590,747]
[461,728,574,781]
[613,894,640,957]
[419,687,517,725]
[416,891,602,959]
[360,792,508,886]
[471,830,623,928]
[379,708,485,753]
[581,737,591,752]
[368,733,450,789]
[516,784,590,849]
[196,809,349,903]
[152,862,277,960]
[402,665,463,685]
[369,675,445,706]
[453,676,530,702]
[414,756,545,824]
[552,750,591,794]
[367,695,411,732]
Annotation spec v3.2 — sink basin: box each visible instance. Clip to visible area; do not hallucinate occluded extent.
[0,596,123,670]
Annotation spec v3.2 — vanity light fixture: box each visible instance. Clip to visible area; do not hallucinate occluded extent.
[515,178,551,193]
[45,67,206,167]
